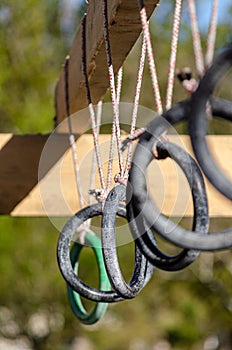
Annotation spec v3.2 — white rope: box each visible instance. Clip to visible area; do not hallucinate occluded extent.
[102,0,125,191]
[82,14,106,194]
[69,134,85,209]
[124,34,146,179]
[205,0,218,68]
[187,0,205,78]
[88,100,103,205]
[179,0,219,94]
[87,102,106,191]
[116,67,123,105]
[166,0,183,110]
[139,3,163,114]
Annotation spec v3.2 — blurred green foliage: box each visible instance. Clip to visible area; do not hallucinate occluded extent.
[0,217,232,350]
[0,1,232,349]
[0,0,82,133]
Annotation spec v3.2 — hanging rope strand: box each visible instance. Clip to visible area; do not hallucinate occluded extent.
[105,66,123,189]
[205,0,218,68]
[187,0,205,78]
[81,14,106,192]
[64,56,85,209]
[124,35,146,179]
[138,0,163,115]
[116,67,123,105]
[166,0,183,110]
[88,100,103,204]
[102,0,125,189]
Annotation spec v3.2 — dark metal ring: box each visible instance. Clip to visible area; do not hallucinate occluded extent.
[189,43,232,200]
[127,140,208,270]
[128,87,232,250]
[57,203,125,302]
[102,184,155,299]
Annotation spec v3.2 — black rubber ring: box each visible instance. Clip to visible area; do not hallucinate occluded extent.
[102,184,155,298]
[127,141,208,270]
[128,73,232,251]
[57,203,124,302]
[57,202,154,302]
[189,43,232,200]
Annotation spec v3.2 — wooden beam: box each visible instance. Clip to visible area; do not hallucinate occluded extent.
[0,134,230,217]
[55,0,159,127]
[0,133,76,214]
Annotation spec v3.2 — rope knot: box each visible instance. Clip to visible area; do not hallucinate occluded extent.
[176,67,198,94]
[114,173,127,186]
[182,78,198,94]
[89,188,106,202]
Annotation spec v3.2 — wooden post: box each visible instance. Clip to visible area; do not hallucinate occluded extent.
[55,0,160,127]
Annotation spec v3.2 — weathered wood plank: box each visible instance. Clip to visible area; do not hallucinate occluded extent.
[0,134,229,217]
[0,134,76,214]
[54,0,159,127]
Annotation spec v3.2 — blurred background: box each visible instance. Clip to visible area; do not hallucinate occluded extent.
[0,1,232,349]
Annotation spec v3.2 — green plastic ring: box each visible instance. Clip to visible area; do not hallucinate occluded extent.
[67,233,111,324]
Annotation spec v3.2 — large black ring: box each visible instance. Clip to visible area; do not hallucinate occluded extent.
[189,44,232,200]
[57,202,154,302]
[127,141,208,270]
[57,203,124,302]
[127,51,232,251]
[102,184,155,299]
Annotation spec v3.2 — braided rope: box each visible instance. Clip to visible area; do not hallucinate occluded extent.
[124,35,147,179]
[138,0,163,115]
[116,67,123,105]
[187,0,205,78]
[205,0,219,68]
[102,0,124,190]
[81,14,106,193]
[88,100,103,205]
[166,0,183,110]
